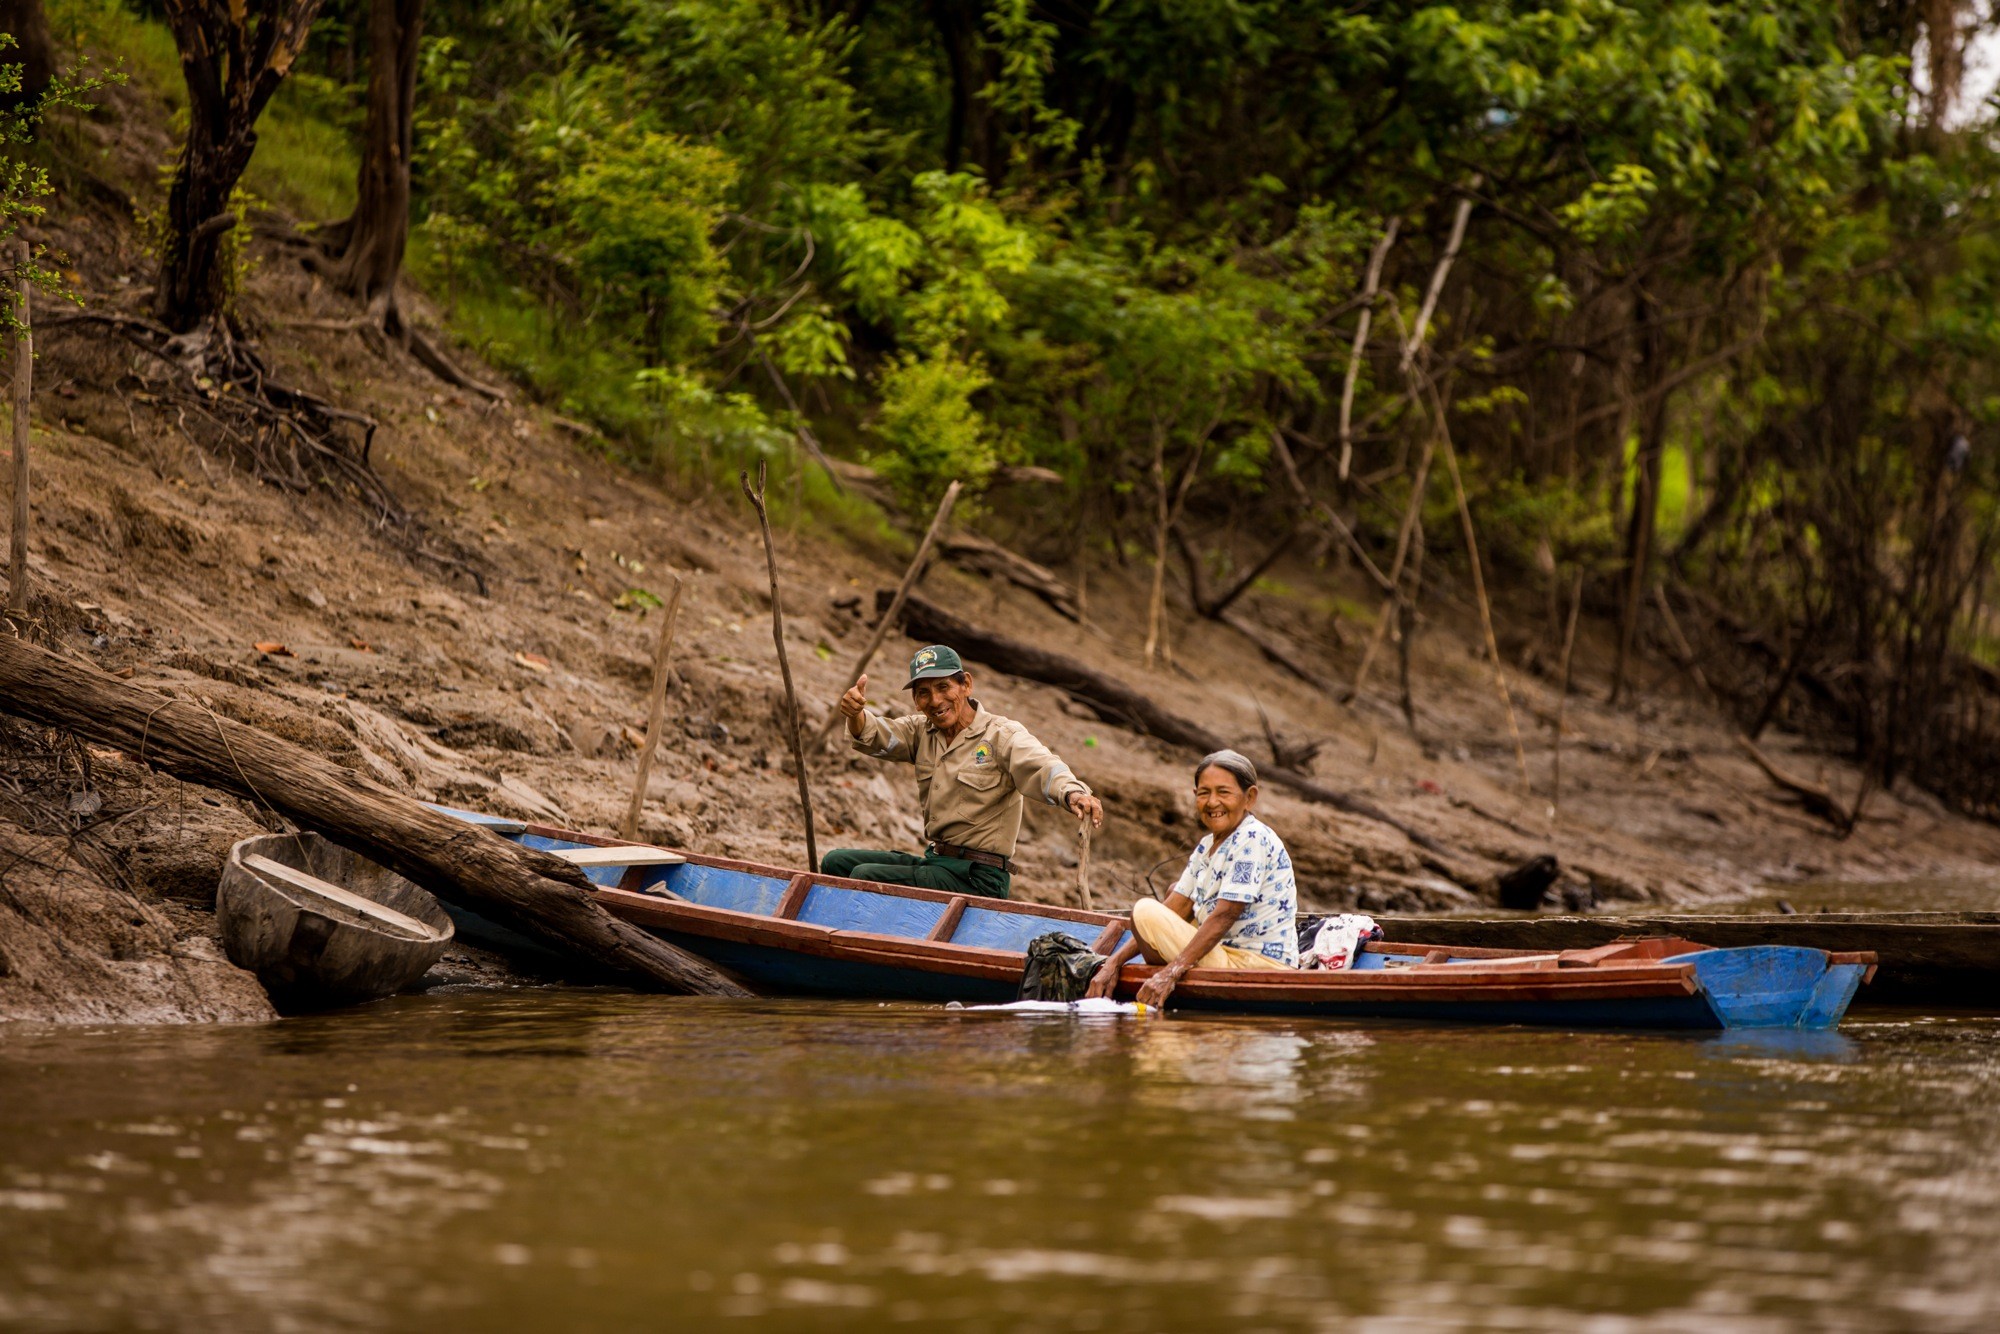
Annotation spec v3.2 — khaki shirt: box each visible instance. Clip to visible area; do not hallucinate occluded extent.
[850,701,1090,858]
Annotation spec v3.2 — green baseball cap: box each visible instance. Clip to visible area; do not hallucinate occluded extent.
[904,644,965,688]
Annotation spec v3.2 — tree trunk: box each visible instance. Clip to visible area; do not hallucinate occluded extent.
[153,2,326,333]
[0,0,56,111]
[1610,310,1669,704]
[932,0,994,175]
[0,634,753,996]
[323,0,423,306]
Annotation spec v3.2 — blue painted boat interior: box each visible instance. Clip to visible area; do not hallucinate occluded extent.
[496,825,1104,953]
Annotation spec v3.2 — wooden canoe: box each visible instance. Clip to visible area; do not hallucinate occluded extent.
[429,807,1874,1030]
[1375,912,2000,1007]
[218,832,454,1009]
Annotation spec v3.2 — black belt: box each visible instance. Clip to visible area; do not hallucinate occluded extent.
[927,841,1011,872]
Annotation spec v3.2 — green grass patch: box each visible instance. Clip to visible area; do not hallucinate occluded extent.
[47,0,179,106]
[246,74,358,222]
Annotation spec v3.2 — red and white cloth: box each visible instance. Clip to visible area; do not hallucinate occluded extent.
[1305,914,1383,970]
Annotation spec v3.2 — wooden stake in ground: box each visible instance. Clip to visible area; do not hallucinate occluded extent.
[8,239,30,615]
[810,479,961,752]
[622,572,686,840]
[741,463,819,872]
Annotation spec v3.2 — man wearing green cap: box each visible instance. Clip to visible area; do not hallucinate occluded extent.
[824,644,1104,899]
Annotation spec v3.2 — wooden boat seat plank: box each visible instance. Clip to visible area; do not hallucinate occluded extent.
[242,854,444,942]
[927,896,970,942]
[550,845,688,868]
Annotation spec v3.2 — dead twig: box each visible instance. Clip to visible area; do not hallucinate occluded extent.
[1339,216,1400,480]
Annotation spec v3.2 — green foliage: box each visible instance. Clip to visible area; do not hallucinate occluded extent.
[2,28,119,341]
[869,352,994,509]
[79,0,1999,750]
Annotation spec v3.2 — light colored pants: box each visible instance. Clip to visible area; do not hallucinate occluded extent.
[1131,897,1291,970]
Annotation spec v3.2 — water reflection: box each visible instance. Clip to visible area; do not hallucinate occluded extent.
[6,998,2000,1329]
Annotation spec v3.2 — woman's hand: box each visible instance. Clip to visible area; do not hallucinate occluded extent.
[1086,934,1140,1000]
[1135,964,1184,1009]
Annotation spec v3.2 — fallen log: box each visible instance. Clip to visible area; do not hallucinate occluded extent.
[938,533,1082,621]
[0,634,752,996]
[1734,734,1864,834]
[887,590,1452,855]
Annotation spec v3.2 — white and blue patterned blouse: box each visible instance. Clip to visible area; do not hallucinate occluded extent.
[1170,812,1299,966]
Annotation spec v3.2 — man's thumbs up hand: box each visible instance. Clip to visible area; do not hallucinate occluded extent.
[839,674,869,728]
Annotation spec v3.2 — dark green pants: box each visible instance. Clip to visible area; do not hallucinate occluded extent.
[820,848,1010,900]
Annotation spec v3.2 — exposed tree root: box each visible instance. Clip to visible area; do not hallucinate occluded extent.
[41,309,488,595]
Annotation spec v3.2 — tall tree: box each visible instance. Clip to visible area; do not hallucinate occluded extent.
[154,0,323,333]
[319,0,421,313]
[0,0,54,112]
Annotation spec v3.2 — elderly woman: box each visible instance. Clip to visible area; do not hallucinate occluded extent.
[1086,749,1297,1008]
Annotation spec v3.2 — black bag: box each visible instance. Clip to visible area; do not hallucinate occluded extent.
[1017,932,1106,1002]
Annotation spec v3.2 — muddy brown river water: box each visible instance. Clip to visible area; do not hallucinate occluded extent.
[6,994,2000,1331]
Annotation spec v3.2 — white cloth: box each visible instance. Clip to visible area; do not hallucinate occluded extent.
[1306,914,1381,970]
[958,999,1149,1016]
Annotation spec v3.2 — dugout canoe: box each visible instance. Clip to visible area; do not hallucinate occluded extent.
[431,807,1873,1030]
[1373,913,2000,1007]
[218,832,454,1009]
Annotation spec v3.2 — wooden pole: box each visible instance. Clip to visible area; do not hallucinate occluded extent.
[622,572,686,841]
[741,463,819,872]
[1077,821,1094,912]
[810,479,960,752]
[8,239,30,615]
[0,634,753,996]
